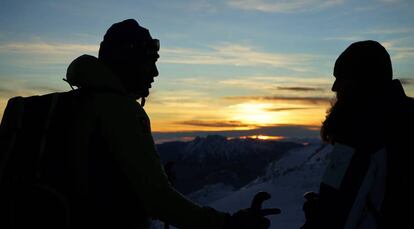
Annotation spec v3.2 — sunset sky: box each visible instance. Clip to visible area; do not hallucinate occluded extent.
[1,0,414,142]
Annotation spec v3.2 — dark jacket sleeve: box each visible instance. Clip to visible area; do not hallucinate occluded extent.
[96,93,229,229]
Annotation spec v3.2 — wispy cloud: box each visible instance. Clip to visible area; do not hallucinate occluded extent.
[219,76,331,88]
[378,0,402,3]
[161,44,319,72]
[277,86,323,92]
[176,120,246,128]
[382,39,414,61]
[218,78,278,91]
[217,76,333,100]
[149,89,215,107]
[0,79,64,120]
[324,36,366,42]
[224,95,332,104]
[325,27,414,42]
[0,41,99,66]
[325,32,414,62]
[353,0,406,11]
[0,85,17,98]
[0,41,323,73]
[400,78,414,85]
[0,79,63,99]
[363,27,414,35]
[267,107,311,112]
[226,0,344,13]
[0,42,98,56]
[390,47,414,60]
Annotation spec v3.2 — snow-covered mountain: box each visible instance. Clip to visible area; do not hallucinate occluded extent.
[199,143,332,229]
[157,135,303,194]
[152,140,332,229]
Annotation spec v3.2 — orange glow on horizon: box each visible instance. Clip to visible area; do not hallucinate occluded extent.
[147,99,329,132]
[229,135,286,141]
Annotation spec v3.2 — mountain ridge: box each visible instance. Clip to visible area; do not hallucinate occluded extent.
[156,135,305,194]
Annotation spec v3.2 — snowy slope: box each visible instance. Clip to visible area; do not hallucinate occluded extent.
[157,135,303,194]
[204,143,333,229]
[152,141,333,229]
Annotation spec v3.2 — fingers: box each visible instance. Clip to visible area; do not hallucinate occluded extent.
[260,208,281,216]
[303,191,319,201]
[251,191,271,211]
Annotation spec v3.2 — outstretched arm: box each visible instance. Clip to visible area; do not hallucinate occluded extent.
[98,93,228,229]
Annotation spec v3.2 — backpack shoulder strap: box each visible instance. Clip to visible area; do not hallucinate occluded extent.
[35,93,60,179]
[0,96,25,183]
[344,147,387,229]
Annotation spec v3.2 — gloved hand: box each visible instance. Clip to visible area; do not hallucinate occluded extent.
[225,192,281,229]
[301,191,321,229]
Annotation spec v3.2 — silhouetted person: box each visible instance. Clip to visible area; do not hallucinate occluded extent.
[301,40,414,228]
[0,19,280,229]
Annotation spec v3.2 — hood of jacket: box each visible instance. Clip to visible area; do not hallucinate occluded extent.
[66,55,127,94]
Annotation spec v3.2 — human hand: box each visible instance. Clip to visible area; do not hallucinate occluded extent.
[225,192,281,229]
[301,191,321,229]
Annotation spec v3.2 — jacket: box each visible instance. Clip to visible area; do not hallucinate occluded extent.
[64,55,229,228]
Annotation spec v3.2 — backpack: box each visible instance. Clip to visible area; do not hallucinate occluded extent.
[0,91,83,229]
[302,96,414,229]
[0,89,148,228]
[318,143,387,228]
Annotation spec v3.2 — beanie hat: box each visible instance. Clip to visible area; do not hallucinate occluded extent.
[98,19,152,60]
[334,40,393,85]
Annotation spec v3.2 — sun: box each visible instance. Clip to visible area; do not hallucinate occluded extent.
[230,103,276,126]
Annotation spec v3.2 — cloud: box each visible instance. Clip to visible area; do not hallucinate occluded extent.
[325,35,414,62]
[324,36,366,42]
[160,44,318,72]
[0,85,16,98]
[219,76,331,88]
[0,42,98,56]
[1,41,322,73]
[363,27,414,35]
[175,120,246,128]
[266,107,311,112]
[353,0,407,11]
[0,80,64,120]
[325,27,414,42]
[378,0,402,3]
[224,95,332,104]
[277,86,323,92]
[218,78,279,91]
[0,78,65,101]
[400,78,414,85]
[152,123,321,143]
[389,47,414,60]
[226,0,344,13]
[382,40,414,61]
[0,41,99,66]
[217,76,333,98]
[148,89,216,108]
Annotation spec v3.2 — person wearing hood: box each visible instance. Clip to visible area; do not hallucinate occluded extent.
[56,19,280,228]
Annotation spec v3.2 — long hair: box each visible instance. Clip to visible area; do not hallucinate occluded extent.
[321,92,390,148]
[320,98,354,145]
